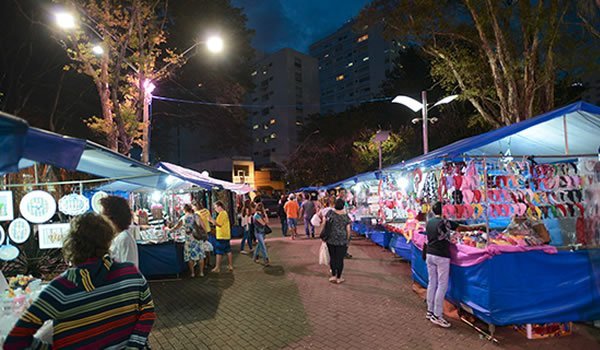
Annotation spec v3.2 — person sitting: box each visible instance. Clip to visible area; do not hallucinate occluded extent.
[3,212,155,349]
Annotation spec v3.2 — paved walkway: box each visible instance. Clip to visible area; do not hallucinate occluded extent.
[148,225,600,349]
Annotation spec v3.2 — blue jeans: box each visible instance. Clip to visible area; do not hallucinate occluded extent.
[304,217,315,237]
[253,233,269,261]
[241,228,253,250]
[280,216,288,236]
[426,254,450,318]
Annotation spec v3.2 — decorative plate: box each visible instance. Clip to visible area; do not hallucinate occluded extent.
[0,225,5,245]
[8,218,31,244]
[19,191,57,224]
[0,244,19,261]
[59,194,90,216]
[91,191,108,214]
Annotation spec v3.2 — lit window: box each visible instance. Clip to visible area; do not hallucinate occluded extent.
[336,74,345,81]
[270,119,276,124]
[252,124,259,130]
[357,34,369,43]
[347,62,353,67]
[270,133,277,139]
[363,56,369,62]
[251,71,257,76]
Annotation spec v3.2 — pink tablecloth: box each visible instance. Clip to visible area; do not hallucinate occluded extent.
[412,232,558,267]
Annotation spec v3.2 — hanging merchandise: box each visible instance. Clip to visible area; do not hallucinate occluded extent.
[38,223,71,249]
[0,234,20,261]
[0,190,14,221]
[58,193,90,216]
[19,190,57,224]
[579,158,600,246]
[91,191,108,213]
[8,218,31,244]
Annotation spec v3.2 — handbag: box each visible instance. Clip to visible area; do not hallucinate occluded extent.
[319,215,332,241]
[189,214,208,241]
[264,225,272,235]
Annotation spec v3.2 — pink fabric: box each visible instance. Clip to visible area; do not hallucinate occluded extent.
[413,232,558,267]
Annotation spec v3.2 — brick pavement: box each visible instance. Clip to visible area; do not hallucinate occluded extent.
[148,225,600,349]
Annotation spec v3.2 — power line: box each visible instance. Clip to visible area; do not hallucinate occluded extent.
[151,95,395,109]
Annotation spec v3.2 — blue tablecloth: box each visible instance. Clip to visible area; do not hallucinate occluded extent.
[138,242,185,277]
[389,233,412,260]
[411,244,600,326]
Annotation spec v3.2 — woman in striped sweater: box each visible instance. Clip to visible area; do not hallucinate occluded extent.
[3,212,156,349]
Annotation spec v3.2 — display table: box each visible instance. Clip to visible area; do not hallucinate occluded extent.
[411,235,600,326]
[138,241,186,278]
[353,222,410,258]
[389,234,412,261]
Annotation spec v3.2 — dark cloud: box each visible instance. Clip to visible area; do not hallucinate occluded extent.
[232,0,372,53]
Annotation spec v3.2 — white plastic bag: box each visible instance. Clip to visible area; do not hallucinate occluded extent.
[311,213,322,227]
[202,241,214,252]
[318,241,330,265]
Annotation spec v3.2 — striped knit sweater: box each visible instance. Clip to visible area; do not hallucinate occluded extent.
[3,255,155,349]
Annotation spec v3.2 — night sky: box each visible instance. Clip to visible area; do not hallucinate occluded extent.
[231,0,373,53]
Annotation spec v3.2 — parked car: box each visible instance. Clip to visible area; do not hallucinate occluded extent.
[261,198,280,218]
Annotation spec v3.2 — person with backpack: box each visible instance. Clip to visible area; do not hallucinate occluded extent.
[168,204,208,277]
[425,202,485,328]
[252,203,271,266]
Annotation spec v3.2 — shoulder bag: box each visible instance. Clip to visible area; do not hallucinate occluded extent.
[319,214,333,241]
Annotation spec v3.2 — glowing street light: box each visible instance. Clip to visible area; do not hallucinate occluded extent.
[206,36,224,53]
[392,91,459,154]
[91,45,104,55]
[55,12,76,29]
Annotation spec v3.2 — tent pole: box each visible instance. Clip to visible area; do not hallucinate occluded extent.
[563,115,569,155]
[33,163,39,185]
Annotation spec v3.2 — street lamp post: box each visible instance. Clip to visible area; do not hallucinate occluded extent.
[392,91,458,154]
[142,80,155,164]
[54,10,224,163]
[141,36,224,163]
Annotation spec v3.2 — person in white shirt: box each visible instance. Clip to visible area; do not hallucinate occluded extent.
[100,195,139,267]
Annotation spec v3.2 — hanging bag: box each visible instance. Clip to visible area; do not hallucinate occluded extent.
[191,215,208,241]
[319,213,333,241]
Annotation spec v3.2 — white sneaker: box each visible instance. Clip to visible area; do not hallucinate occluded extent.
[430,315,451,328]
[426,311,433,320]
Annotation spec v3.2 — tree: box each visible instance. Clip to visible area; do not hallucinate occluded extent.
[360,0,600,127]
[353,129,414,173]
[54,0,182,154]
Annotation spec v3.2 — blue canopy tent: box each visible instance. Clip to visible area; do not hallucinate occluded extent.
[0,112,171,189]
[387,101,600,171]
[157,162,253,194]
[378,101,600,327]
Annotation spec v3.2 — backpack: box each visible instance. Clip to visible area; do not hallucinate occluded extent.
[187,214,207,241]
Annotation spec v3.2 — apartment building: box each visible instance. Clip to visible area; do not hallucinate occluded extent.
[248,48,320,166]
[309,21,402,113]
